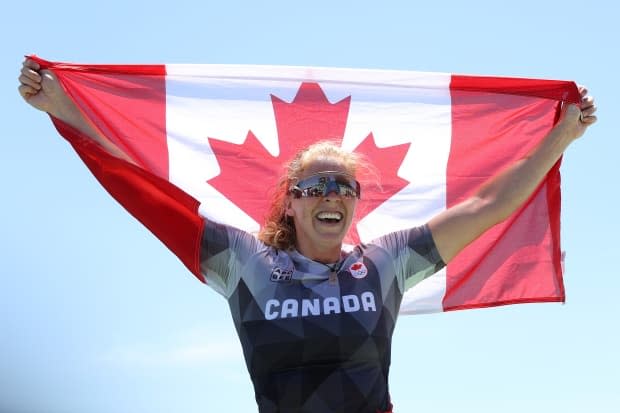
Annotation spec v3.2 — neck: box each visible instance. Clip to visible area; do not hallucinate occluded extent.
[295,242,342,264]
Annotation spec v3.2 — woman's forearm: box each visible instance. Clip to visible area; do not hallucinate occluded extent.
[51,86,136,163]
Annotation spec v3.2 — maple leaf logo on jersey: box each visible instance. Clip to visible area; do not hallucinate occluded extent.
[349,262,368,279]
[207,82,410,244]
[350,263,363,271]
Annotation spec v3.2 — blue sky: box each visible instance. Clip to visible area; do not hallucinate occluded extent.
[1,1,618,412]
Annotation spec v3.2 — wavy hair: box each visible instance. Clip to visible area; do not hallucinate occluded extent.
[258,141,375,250]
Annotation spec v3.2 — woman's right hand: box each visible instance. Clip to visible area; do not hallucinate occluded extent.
[18,58,66,116]
[18,57,135,163]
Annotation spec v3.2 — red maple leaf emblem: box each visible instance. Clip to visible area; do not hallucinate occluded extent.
[350,263,363,271]
[207,82,410,244]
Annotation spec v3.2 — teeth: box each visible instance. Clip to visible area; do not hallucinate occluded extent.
[317,211,343,221]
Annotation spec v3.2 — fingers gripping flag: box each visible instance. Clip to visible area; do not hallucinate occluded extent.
[30,56,580,314]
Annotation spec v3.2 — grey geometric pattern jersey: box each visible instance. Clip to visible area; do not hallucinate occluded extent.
[200,223,445,413]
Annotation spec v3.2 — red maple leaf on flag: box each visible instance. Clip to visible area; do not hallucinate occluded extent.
[207,82,410,244]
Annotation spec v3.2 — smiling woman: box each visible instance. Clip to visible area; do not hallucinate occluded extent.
[17,57,596,413]
[259,141,368,253]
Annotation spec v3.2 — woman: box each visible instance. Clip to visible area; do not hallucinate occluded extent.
[18,58,597,413]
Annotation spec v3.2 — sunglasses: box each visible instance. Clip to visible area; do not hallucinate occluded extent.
[289,172,361,199]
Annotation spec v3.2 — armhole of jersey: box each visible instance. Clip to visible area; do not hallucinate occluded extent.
[371,225,446,291]
[201,220,265,297]
[410,224,446,271]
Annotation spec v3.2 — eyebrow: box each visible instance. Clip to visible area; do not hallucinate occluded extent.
[301,171,355,179]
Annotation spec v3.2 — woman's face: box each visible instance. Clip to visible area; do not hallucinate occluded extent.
[286,158,358,260]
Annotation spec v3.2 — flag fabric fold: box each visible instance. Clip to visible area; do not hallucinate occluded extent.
[30,55,580,314]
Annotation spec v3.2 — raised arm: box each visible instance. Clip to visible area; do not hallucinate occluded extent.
[18,57,209,279]
[428,87,597,264]
[18,58,134,163]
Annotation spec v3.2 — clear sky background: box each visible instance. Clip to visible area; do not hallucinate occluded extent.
[1,1,618,412]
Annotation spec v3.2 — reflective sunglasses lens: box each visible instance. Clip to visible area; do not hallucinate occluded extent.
[338,183,358,198]
[292,175,360,199]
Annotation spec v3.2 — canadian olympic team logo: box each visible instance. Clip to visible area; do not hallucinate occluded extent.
[349,262,368,279]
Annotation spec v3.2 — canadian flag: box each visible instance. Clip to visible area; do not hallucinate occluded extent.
[31,56,579,314]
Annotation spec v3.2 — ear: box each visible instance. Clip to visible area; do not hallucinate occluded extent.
[285,199,294,217]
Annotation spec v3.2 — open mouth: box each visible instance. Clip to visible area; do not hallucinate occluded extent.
[316,211,343,224]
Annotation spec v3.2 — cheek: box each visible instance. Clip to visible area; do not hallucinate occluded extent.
[287,199,317,219]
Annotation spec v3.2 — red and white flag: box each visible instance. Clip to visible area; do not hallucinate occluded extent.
[31,56,579,314]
